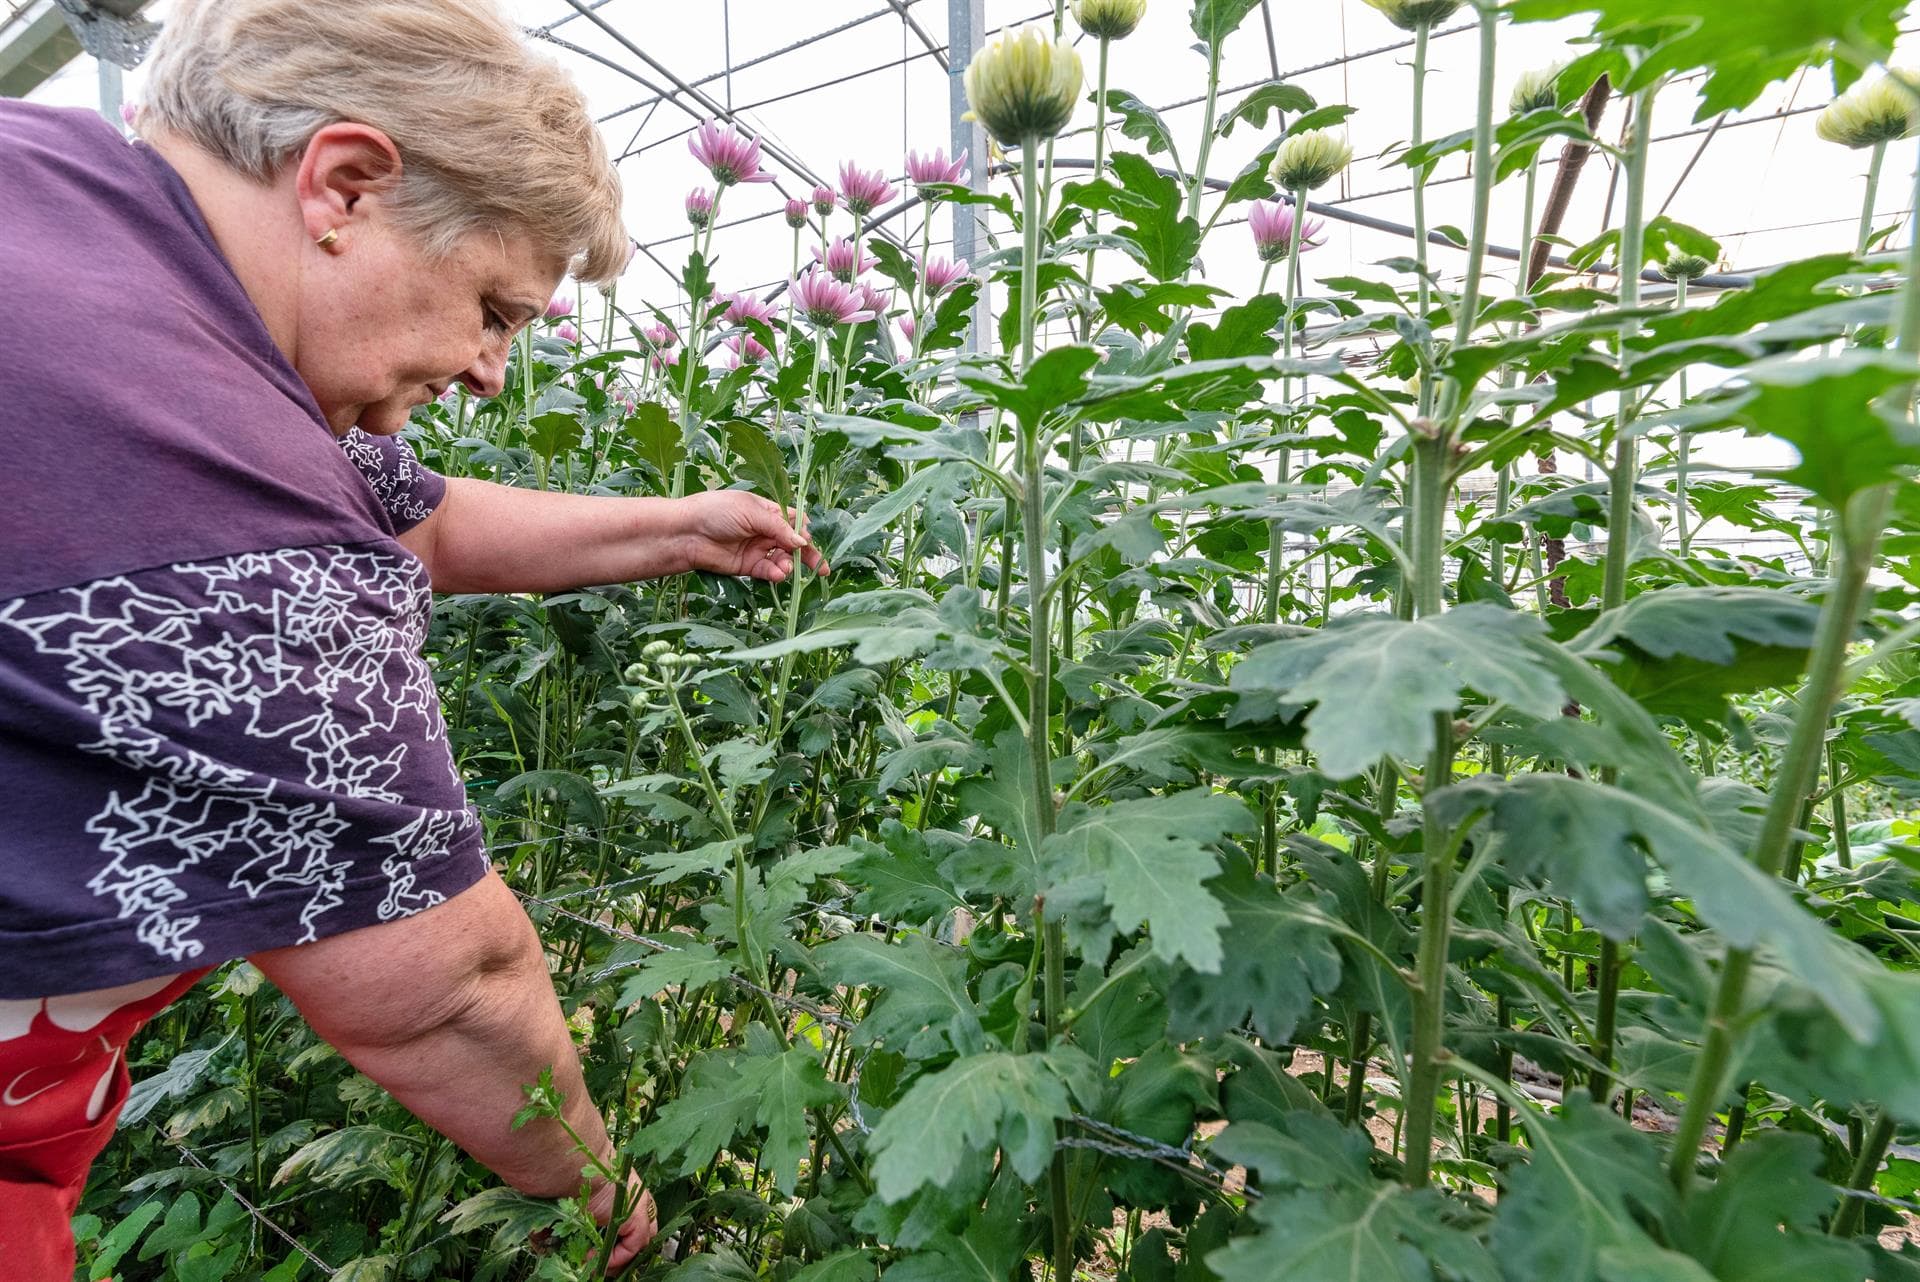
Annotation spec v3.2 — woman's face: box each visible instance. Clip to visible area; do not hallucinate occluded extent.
[297,216,566,437]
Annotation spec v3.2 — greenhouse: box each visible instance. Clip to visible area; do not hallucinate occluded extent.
[3,0,1920,1277]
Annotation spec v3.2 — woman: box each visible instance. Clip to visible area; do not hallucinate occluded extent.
[0,1,819,1274]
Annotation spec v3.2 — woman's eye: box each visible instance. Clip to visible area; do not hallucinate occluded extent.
[484,305,512,335]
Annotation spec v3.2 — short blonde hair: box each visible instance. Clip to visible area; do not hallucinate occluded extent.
[142,0,629,283]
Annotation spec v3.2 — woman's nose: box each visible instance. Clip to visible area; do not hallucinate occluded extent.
[461,338,510,398]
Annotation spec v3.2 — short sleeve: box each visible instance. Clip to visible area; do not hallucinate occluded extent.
[339,430,447,534]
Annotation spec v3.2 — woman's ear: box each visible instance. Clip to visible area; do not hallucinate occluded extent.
[295,123,404,249]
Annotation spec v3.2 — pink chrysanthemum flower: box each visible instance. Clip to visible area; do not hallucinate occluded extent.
[858,281,892,319]
[688,120,774,186]
[898,314,917,342]
[651,346,682,372]
[811,184,838,216]
[1248,199,1325,264]
[556,322,579,342]
[905,147,969,194]
[784,197,810,229]
[119,101,139,129]
[790,268,877,328]
[686,187,715,228]
[546,294,574,319]
[724,333,773,367]
[917,254,971,297]
[721,291,777,327]
[837,161,898,217]
[811,236,878,283]
[641,322,678,351]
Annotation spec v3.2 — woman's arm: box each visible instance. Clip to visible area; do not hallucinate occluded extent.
[399,478,823,594]
[249,871,655,1264]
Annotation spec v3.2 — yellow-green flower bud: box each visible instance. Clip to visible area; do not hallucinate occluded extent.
[1269,130,1352,193]
[628,690,652,714]
[640,640,674,660]
[1359,0,1461,31]
[963,26,1084,146]
[1659,253,1713,282]
[1073,0,1145,41]
[1509,63,1564,115]
[623,662,647,683]
[1815,72,1920,150]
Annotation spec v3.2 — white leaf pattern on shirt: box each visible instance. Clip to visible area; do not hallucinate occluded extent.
[0,546,478,964]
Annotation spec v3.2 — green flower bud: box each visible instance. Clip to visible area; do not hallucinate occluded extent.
[1359,0,1461,32]
[1269,130,1353,193]
[963,25,1084,146]
[1072,0,1145,41]
[1509,63,1565,115]
[1658,253,1713,282]
[623,662,647,683]
[628,690,652,714]
[1816,71,1920,150]
[640,640,674,660]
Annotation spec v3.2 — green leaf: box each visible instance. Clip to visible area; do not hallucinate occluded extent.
[622,401,682,490]
[616,938,733,1001]
[1189,0,1263,55]
[829,462,968,563]
[438,1186,565,1253]
[1104,89,1181,160]
[1712,353,1920,509]
[1508,0,1901,119]
[741,1045,839,1194]
[816,933,986,1055]
[958,344,1101,427]
[1043,789,1256,971]
[1577,587,1819,666]
[848,824,969,922]
[1166,854,1343,1042]
[1490,1102,1674,1282]
[1217,80,1317,138]
[1186,294,1285,362]
[1229,605,1570,779]
[868,1053,1071,1199]
[1107,152,1202,282]
[723,418,793,512]
[1676,1132,1869,1282]
[526,410,582,462]
[637,1051,759,1175]
[1464,773,1653,940]
[1211,1183,1499,1282]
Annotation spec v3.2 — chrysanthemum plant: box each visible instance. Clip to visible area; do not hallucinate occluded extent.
[92,1,1920,1278]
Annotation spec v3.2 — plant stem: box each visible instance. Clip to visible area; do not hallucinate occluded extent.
[1021,133,1072,1282]
[1674,271,1694,555]
[1830,1110,1896,1237]
[1410,20,1433,324]
[1829,741,1854,869]
[1858,139,1888,259]
[1186,43,1224,223]
[1587,80,1656,1107]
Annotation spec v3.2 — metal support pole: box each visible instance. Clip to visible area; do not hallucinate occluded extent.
[948,0,988,354]
[96,55,121,128]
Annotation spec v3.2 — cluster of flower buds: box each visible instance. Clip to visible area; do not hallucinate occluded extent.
[623,641,703,710]
[1359,0,1460,31]
[1072,0,1145,41]
[1816,71,1920,150]
[1509,64,1565,115]
[1270,130,1352,192]
[963,26,1084,146]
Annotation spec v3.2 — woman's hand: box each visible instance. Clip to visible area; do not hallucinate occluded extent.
[583,1168,659,1272]
[676,490,828,582]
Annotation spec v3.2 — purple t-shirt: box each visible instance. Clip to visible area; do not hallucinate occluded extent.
[0,102,486,998]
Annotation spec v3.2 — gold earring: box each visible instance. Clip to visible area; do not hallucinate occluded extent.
[315,228,339,249]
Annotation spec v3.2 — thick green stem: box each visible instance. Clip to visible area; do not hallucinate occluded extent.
[1401,432,1458,1189]
[1185,47,1224,223]
[1654,114,1910,1190]
[1674,272,1694,554]
[1667,480,1899,1189]
[1830,742,1854,869]
[1830,1111,1897,1238]
[1858,139,1888,259]
[1020,136,1072,1282]
[1410,21,1433,324]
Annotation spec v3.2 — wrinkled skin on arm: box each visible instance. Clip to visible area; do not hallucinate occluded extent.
[250,872,656,1270]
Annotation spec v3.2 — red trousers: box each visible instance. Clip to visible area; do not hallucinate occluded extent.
[0,970,207,1281]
